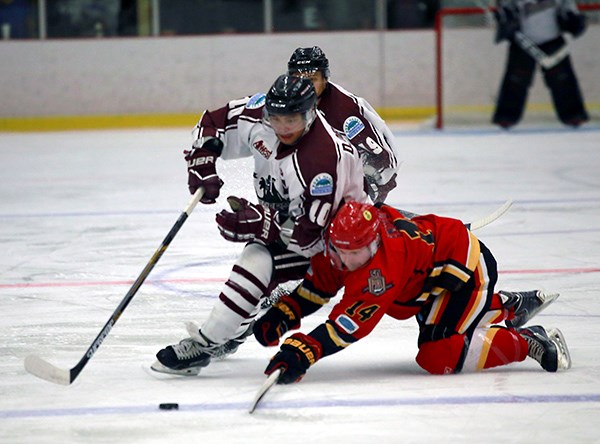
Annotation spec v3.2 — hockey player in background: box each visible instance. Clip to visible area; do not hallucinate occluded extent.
[151,75,370,375]
[287,46,400,202]
[255,201,571,384]
[492,0,588,128]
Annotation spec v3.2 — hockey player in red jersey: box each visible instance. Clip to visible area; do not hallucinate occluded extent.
[254,201,571,384]
[151,75,370,375]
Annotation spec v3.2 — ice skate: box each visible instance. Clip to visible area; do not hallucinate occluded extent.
[501,290,559,329]
[151,337,215,376]
[210,321,256,359]
[518,325,572,372]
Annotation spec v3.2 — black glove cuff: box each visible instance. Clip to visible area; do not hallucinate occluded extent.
[202,138,224,156]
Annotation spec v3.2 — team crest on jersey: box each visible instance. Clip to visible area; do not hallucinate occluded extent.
[246,93,266,109]
[343,116,365,140]
[335,314,359,334]
[253,139,273,159]
[257,175,288,210]
[310,173,333,196]
[367,269,387,296]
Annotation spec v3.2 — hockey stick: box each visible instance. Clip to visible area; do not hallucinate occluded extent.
[24,187,205,385]
[400,199,512,230]
[249,368,282,414]
[474,0,569,69]
[465,199,512,230]
[513,32,569,69]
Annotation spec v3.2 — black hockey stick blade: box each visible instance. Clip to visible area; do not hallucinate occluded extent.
[24,188,204,385]
[249,369,282,414]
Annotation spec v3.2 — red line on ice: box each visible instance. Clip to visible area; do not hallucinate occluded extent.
[2,267,600,289]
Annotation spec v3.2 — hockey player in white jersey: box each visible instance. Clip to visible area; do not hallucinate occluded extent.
[492,0,588,127]
[151,75,369,375]
[287,46,401,203]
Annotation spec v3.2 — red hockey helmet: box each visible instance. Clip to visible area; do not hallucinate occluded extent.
[329,201,380,250]
[327,201,381,270]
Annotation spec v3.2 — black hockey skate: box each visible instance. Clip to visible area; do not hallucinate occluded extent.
[211,321,255,359]
[518,325,572,372]
[151,338,214,376]
[500,290,559,329]
[151,322,256,376]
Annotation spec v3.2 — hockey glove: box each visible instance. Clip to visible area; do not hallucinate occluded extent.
[185,137,224,203]
[215,196,282,244]
[558,11,586,38]
[373,173,397,203]
[264,333,323,384]
[493,7,520,43]
[253,300,301,347]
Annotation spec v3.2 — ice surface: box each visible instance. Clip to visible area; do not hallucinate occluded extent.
[1,125,599,443]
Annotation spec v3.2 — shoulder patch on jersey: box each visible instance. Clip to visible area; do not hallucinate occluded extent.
[246,93,266,109]
[310,173,334,196]
[343,116,365,140]
[335,314,359,334]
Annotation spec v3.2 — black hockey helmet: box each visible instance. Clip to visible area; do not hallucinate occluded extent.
[265,74,317,116]
[287,46,330,78]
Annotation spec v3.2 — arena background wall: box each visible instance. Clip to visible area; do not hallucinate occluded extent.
[0,28,597,131]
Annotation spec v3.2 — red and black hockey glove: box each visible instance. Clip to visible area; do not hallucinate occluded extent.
[264,333,322,384]
[253,300,301,347]
[215,196,282,244]
[184,137,224,203]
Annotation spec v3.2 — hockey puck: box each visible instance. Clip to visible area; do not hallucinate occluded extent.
[159,403,179,410]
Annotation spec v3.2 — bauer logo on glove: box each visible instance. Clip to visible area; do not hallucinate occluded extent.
[184,137,224,202]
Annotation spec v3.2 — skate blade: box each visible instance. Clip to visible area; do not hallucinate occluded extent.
[525,292,561,325]
[507,291,561,328]
[548,328,572,370]
[149,360,201,376]
[538,291,560,311]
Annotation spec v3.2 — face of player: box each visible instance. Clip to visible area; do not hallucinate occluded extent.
[335,246,373,271]
[292,71,327,98]
[268,113,306,145]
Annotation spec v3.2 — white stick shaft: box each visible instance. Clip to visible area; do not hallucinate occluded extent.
[249,369,281,414]
[469,199,513,231]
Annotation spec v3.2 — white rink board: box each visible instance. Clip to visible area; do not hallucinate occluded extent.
[1,126,599,443]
